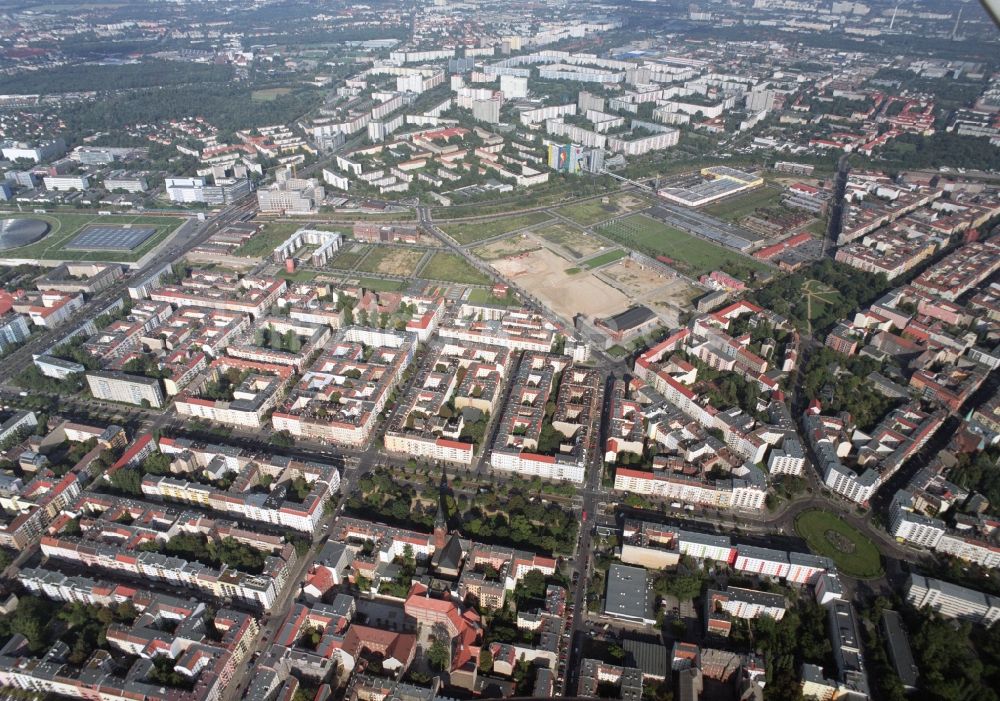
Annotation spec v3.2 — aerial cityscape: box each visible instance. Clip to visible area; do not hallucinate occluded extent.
[0,1,998,701]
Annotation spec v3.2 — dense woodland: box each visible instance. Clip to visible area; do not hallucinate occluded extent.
[0,60,234,95]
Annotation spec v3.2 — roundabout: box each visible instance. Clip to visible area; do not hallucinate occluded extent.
[794,508,883,579]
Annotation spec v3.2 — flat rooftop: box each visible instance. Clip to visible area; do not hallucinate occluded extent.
[605,563,650,622]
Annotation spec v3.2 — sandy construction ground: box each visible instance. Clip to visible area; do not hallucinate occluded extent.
[473,234,541,261]
[600,258,698,327]
[491,247,630,320]
[534,223,607,260]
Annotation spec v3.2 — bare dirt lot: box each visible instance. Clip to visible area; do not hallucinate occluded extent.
[534,223,607,260]
[490,247,630,320]
[473,234,541,261]
[600,258,699,326]
[357,247,425,276]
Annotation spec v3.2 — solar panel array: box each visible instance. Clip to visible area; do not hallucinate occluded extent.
[65,225,157,251]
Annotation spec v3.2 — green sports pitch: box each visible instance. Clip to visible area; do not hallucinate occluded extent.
[0,212,184,263]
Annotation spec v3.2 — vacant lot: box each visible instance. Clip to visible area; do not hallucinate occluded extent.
[601,258,697,327]
[535,223,606,260]
[599,214,772,279]
[795,509,883,579]
[491,247,629,320]
[473,234,541,261]
[326,244,370,270]
[556,192,649,227]
[356,247,424,275]
[0,212,182,263]
[702,186,784,222]
[420,252,492,285]
[439,212,551,245]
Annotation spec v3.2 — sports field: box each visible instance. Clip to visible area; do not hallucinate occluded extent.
[0,212,182,262]
[794,509,883,579]
[439,212,551,245]
[599,214,771,279]
[702,186,784,222]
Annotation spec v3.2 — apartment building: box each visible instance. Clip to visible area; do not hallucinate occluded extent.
[905,574,1000,627]
[150,274,286,318]
[489,353,600,483]
[86,370,165,408]
[273,327,416,447]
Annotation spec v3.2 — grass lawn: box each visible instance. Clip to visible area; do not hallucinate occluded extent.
[0,212,182,262]
[327,244,370,270]
[794,509,883,578]
[555,192,648,227]
[805,218,828,236]
[355,247,424,275]
[251,87,292,102]
[278,269,319,282]
[582,249,627,269]
[420,252,492,285]
[467,288,518,306]
[439,212,550,245]
[702,186,784,222]
[598,214,772,279]
[802,279,841,322]
[357,277,406,291]
[234,222,311,258]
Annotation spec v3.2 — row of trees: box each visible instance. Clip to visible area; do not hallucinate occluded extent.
[138,533,267,574]
[254,327,303,353]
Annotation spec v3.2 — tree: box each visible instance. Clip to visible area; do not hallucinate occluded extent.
[142,452,172,476]
[110,467,143,496]
[479,646,494,673]
[517,569,547,603]
[426,639,450,671]
[271,430,295,448]
[656,572,704,602]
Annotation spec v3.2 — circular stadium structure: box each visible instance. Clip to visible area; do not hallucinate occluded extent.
[0,218,50,251]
